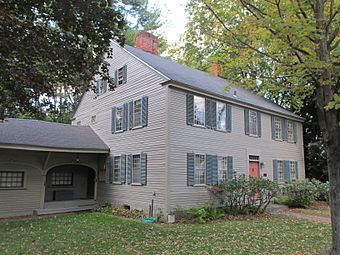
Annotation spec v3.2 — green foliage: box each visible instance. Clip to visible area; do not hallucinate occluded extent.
[281,180,318,208]
[209,175,279,215]
[311,179,330,203]
[0,0,125,120]
[172,204,223,223]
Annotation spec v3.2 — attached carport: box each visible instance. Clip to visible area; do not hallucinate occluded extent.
[0,118,109,217]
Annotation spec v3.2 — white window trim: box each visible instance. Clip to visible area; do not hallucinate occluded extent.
[218,156,228,182]
[115,105,124,132]
[113,156,121,184]
[287,120,295,143]
[194,154,206,185]
[277,160,284,183]
[249,110,258,136]
[133,99,143,128]
[193,96,205,127]
[132,154,141,185]
[0,169,27,190]
[274,117,282,141]
[216,102,227,131]
[290,161,296,180]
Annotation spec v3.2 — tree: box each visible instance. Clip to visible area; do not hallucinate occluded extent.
[0,0,125,120]
[182,0,339,253]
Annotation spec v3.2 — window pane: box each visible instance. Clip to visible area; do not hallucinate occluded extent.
[216,102,226,131]
[249,110,258,135]
[114,156,121,182]
[287,121,294,142]
[290,161,296,179]
[275,117,282,140]
[133,99,142,127]
[52,172,73,186]
[195,154,206,184]
[194,96,205,126]
[118,67,124,85]
[0,171,24,188]
[218,156,228,181]
[116,106,123,131]
[278,161,284,183]
[132,155,141,183]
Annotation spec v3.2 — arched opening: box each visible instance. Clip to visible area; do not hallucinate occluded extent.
[45,165,96,202]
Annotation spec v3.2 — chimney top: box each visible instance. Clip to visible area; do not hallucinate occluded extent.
[135,31,158,55]
[209,63,223,77]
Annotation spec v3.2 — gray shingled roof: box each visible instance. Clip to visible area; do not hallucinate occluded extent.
[0,118,109,152]
[124,45,303,121]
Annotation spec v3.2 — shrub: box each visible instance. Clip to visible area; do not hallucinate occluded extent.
[311,179,330,203]
[97,205,145,219]
[208,175,279,215]
[281,180,317,208]
[172,204,223,223]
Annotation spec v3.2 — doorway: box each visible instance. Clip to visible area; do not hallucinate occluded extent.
[249,155,260,178]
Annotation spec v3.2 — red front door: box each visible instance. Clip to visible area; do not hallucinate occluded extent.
[249,161,260,178]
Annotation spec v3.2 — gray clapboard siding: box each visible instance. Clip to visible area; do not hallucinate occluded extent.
[73,43,168,213]
[167,87,305,210]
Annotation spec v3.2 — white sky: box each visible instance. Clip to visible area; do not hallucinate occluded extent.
[148,0,189,45]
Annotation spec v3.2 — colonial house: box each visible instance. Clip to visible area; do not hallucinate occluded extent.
[0,32,305,218]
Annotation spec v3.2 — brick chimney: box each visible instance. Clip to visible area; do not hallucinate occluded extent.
[209,63,223,76]
[135,31,158,55]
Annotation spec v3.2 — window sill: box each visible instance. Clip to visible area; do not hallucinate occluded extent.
[131,183,142,186]
[0,187,26,190]
[193,184,207,187]
[274,138,283,142]
[132,125,143,130]
[248,134,260,138]
[115,130,124,134]
[112,181,123,185]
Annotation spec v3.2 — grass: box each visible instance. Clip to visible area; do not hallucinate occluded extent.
[291,201,330,217]
[0,213,331,255]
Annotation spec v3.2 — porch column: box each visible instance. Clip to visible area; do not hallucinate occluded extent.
[40,174,46,209]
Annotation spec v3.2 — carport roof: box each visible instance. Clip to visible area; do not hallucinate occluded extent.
[0,118,109,153]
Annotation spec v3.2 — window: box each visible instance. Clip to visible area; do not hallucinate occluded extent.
[216,102,226,131]
[132,154,141,184]
[277,161,284,183]
[249,110,258,136]
[218,156,228,181]
[76,121,81,126]
[99,79,107,94]
[274,117,282,140]
[118,67,124,85]
[113,156,121,182]
[52,172,73,186]
[287,120,294,142]
[115,106,123,131]
[133,99,142,127]
[0,171,24,188]
[91,115,96,124]
[249,155,259,161]
[195,154,206,184]
[194,96,205,126]
[290,161,296,180]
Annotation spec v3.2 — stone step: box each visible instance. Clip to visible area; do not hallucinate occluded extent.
[34,205,96,216]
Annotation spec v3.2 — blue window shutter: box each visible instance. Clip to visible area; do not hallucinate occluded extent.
[282,119,287,141]
[293,122,297,143]
[123,103,128,131]
[211,101,216,129]
[109,156,115,183]
[140,153,147,185]
[283,160,290,182]
[257,112,262,137]
[186,94,194,125]
[128,100,133,130]
[295,161,299,179]
[187,153,195,186]
[114,69,118,86]
[244,109,249,135]
[206,154,212,185]
[122,64,127,83]
[226,104,232,133]
[142,96,148,127]
[273,160,278,182]
[105,156,112,184]
[271,116,275,140]
[227,156,233,179]
[127,154,132,184]
[95,80,100,96]
[103,80,108,93]
[111,107,116,134]
[120,154,126,183]
[212,155,218,185]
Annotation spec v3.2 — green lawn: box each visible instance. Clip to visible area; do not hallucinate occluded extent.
[0,213,331,255]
